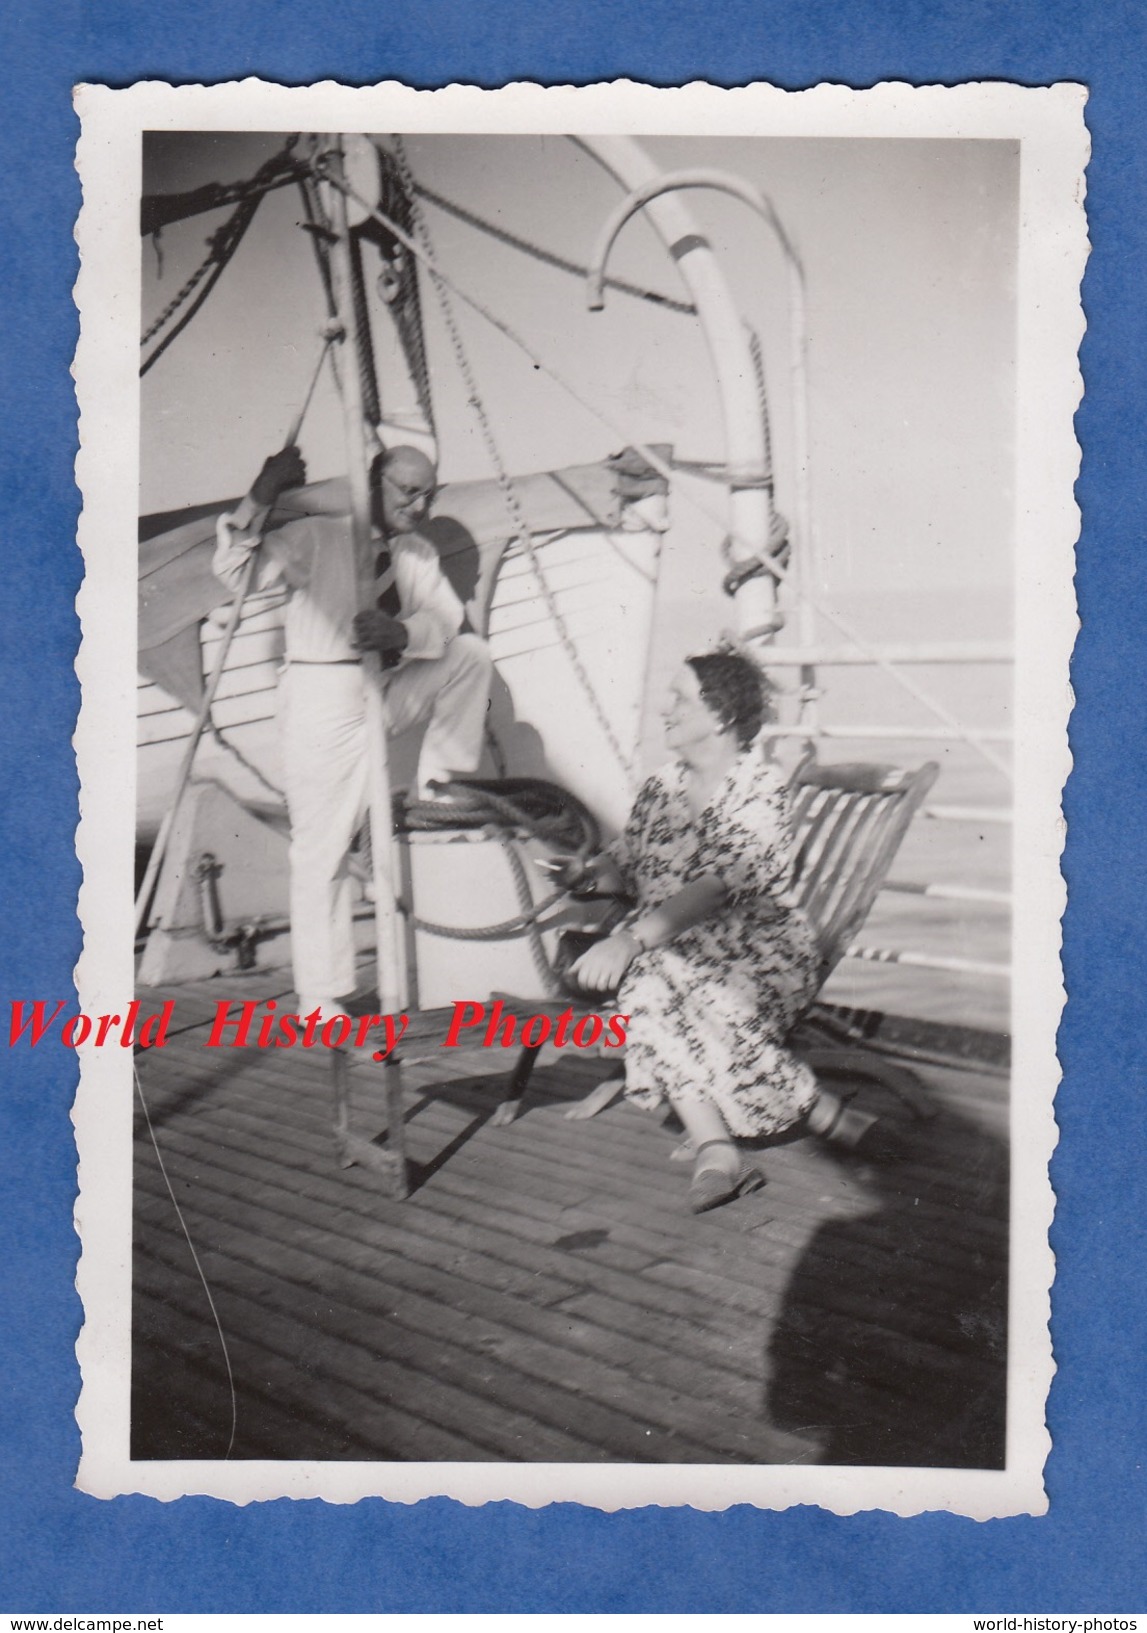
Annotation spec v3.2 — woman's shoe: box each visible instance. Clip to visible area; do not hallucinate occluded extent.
[808,1089,880,1150]
[688,1140,766,1214]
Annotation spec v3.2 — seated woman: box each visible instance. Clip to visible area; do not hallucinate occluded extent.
[569,649,838,1214]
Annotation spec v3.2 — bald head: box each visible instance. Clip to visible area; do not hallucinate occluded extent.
[374,444,438,535]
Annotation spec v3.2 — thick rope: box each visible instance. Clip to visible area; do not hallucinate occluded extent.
[140,140,303,237]
[398,776,599,854]
[141,143,306,371]
[498,832,563,995]
[141,244,221,347]
[318,159,1013,784]
[348,231,381,428]
[407,872,566,942]
[374,146,437,438]
[402,835,563,996]
[358,776,598,994]
[140,195,263,375]
[746,325,776,531]
[389,137,637,787]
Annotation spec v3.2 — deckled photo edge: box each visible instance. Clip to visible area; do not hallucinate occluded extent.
[71,79,1085,1516]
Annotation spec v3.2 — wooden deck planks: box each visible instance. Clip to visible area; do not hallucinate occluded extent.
[132,977,1008,1467]
[225,1045,1006,1286]
[135,1120,814,1461]
[134,1248,504,1461]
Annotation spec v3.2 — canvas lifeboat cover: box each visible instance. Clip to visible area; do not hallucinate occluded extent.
[138,454,668,712]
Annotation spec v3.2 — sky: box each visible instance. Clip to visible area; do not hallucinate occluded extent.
[140,131,1018,609]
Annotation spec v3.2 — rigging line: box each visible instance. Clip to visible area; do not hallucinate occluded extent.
[391,137,637,786]
[140,143,305,350]
[373,143,438,438]
[288,327,335,442]
[746,326,775,489]
[294,173,347,409]
[140,141,305,237]
[348,229,382,429]
[140,195,263,376]
[206,724,286,802]
[317,160,1013,783]
[197,324,332,803]
[135,333,334,935]
[295,173,337,318]
[141,248,218,348]
[133,1060,237,1459]
[411,179,697,317]
[140,141,306,364]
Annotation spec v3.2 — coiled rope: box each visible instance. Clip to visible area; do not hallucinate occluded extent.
[363,776,603,995]
[397,775,600,850]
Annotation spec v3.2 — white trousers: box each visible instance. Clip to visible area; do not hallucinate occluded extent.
[280,634,492,1006]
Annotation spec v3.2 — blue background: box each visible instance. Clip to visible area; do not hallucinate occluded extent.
[1,0,1142,1612]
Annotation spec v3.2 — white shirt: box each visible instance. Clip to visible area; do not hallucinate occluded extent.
[213,495,465,665]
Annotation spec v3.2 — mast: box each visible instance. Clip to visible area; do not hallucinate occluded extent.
[323,137,407,1015]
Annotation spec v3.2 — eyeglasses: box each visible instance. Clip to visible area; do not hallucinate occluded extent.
[383,470,435,506]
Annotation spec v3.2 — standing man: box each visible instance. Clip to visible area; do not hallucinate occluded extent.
[213,443,492,1016]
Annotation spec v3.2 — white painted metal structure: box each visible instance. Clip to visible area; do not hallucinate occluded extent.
[576,142,793,654]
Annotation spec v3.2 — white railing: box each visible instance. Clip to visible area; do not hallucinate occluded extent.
[844,946,1010,980]
[882,879,1011,907]
[767,724,1012,743]
[763,641,1012,666]
[764,644,1015,985]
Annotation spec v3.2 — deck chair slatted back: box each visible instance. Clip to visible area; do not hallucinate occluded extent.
[491,754,939,1130]
[789,759,939,982]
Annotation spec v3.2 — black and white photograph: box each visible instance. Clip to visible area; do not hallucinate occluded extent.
[72,81,1080,1514]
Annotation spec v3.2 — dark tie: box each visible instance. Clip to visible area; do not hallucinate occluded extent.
[375,542,402,616]
[375,542,403,668]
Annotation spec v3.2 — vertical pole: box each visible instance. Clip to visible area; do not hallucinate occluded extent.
[789,260,820,748]
[324,139,407,1014]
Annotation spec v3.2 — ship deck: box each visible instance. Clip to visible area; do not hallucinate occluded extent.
[132,969,1009,1468]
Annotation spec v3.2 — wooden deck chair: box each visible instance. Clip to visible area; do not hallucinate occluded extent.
[786,758,940,1127]
[789,758,939,983]
[493,755,939,1127]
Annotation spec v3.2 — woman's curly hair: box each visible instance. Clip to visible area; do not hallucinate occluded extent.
[685,649,775,750]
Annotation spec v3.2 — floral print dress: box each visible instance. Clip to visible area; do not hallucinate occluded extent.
[611,748,820,1138]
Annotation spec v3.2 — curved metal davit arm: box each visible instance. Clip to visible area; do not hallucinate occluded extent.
[585,167,805,313]
[574,141,816,652]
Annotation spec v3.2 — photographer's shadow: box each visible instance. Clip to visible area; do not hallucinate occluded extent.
[765,1094,1009,1468]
